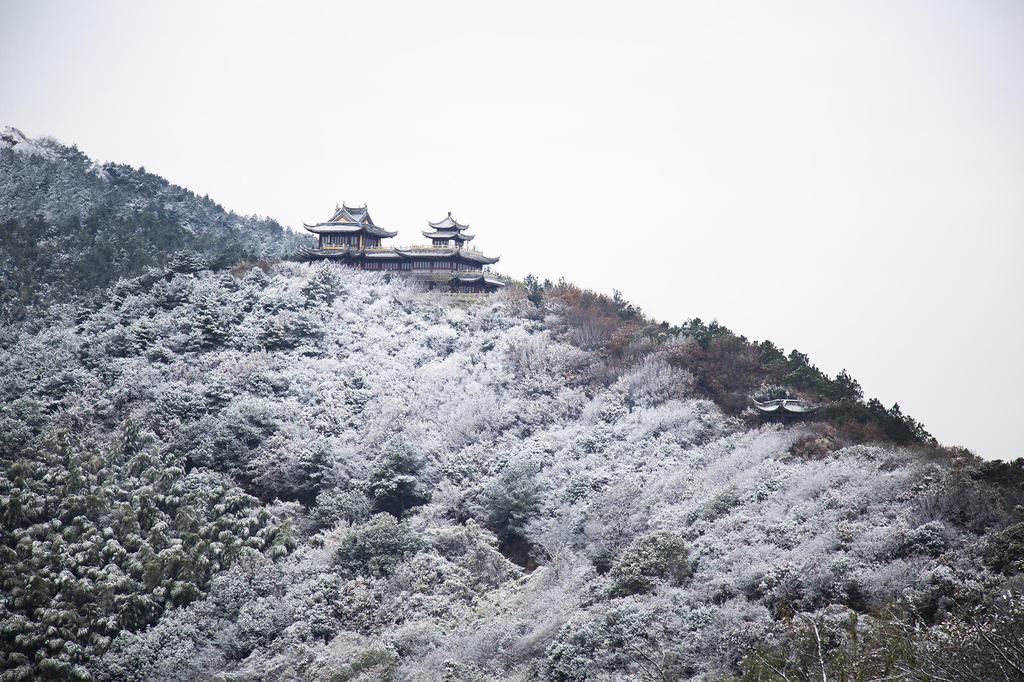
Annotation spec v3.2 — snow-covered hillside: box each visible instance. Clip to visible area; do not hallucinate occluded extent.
[0,126,56,159]
[1,262,1020,680]
[0,127,308,321]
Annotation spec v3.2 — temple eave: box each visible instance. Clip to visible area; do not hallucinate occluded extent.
[423,229,475,241]
[305,223,398,238]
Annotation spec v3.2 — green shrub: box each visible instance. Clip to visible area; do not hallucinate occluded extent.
[367,440,430,518]
[610,531,690,596]
[331,648,397,682]
[701,488,741,521]
[898,521,948,558]
[545,602,684,681]
[313,489,372,529]
[478,463,542,541]
[988,522,1024,574]
[476,462,542,565]
[334,514,425,578]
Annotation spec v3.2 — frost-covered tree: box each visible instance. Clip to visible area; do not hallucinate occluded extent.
[367,440,431,519]
[0,247,1016,680]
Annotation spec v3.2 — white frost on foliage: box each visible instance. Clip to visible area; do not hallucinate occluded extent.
[0,125,55,158]
[0,262,995,681]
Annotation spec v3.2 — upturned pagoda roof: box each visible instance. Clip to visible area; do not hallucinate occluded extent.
[422,228,475,242]
[428,212,470,231]
[304,202,398,237]
[330,203,372,224]
[304,222,398,238]
[424,212,475,241]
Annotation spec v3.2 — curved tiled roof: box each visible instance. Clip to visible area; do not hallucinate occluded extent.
[304,202,398,237]
[394,247,456,257]
[428,211,470,231]
[303,223,398,238]
[329,203,370,224]
[395,247,499,265]
[450,274,506,287]
[753,399,816,414]
[422,229,475,241]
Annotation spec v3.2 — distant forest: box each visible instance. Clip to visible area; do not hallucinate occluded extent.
[0,135,307,322]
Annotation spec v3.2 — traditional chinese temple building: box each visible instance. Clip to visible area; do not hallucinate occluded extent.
[300,203,506,293]
[302,203,397,250]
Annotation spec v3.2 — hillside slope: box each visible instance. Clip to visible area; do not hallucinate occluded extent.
[0,126,308,321]
[1,262,1021,681]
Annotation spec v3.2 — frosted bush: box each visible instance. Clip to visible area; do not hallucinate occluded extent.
[0,260,1010,681]
[609,531,691,596]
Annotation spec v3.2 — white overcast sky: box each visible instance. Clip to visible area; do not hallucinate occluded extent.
[2,0,1022,459]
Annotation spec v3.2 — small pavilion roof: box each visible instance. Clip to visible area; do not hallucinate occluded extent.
[428,212,470,231]
[752,398,816,414]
